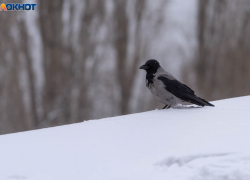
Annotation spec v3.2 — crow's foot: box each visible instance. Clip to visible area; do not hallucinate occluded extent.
[162,104,170,109]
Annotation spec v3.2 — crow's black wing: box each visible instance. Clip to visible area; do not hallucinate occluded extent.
[158,76,214,107]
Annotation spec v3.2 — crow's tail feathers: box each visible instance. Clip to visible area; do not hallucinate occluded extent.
[197,97,214,107]
[184,94,214,107]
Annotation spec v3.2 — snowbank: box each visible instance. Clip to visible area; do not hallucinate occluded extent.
[0,96,250,180]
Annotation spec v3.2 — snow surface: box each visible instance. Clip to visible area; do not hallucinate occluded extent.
[1,96,250,180]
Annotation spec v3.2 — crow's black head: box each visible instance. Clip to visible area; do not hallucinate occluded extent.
[139,59,160,74]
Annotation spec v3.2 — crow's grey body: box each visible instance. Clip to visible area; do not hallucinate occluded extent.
[140,59,214,108]
[146,67,183,107]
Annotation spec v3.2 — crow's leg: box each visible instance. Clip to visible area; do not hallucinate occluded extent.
[162,104,170,109]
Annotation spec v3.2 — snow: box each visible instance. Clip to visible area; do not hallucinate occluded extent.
[1,96,250,180]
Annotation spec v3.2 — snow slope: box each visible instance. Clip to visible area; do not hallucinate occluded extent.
[1,96,250,180]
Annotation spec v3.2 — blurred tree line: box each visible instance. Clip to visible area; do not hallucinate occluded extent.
[0,0,250,134]
[190,0,250,101]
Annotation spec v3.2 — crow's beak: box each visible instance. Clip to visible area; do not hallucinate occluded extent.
[139,65,148,70]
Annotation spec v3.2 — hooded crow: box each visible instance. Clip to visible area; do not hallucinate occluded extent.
[139,59,214,109]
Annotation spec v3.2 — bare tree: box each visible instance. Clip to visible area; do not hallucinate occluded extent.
[38,0,65,125]
[0,8,30,133]
[112,0,168,114]
[19,20,39,128]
